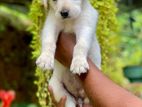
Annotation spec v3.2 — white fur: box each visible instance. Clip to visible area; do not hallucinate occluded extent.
[36,0,101,106]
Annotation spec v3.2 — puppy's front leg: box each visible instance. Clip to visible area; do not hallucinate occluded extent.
[71,27,93,75]
[36,14,60,70]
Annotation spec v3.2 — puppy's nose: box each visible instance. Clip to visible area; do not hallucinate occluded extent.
[60,10,69,18]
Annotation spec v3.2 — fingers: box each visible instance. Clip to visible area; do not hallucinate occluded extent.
[48,86,67,107]
[48,86,92,107]
[48,86,57,105]
[58,96,67,107]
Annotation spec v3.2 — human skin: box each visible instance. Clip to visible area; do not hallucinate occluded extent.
[52,33,142,107]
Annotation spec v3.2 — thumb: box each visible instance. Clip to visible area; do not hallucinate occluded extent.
[58,96,67,107]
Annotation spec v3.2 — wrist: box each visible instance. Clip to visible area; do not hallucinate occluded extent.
[55,33,75,67]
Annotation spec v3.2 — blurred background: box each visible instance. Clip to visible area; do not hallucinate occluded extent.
[0,0,142,106]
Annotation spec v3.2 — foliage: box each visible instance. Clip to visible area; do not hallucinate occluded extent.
[29,0,52,107]
[0,5,30,31]
[0,4,36,103]
[106,5,142,85]
[91,0,127,85]
[117,9,142,66]
[91,0,118,70]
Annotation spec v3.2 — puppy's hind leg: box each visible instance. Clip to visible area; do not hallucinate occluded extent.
[49,60,76,107]
[49,77,76,107]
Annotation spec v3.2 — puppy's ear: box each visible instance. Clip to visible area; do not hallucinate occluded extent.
[41,0,48,9]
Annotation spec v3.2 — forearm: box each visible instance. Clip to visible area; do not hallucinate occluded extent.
[55,33,142,107]
[80,59,142,107]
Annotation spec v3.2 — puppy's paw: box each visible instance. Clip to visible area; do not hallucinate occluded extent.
[36,53,54,70]
[70,57,89,75]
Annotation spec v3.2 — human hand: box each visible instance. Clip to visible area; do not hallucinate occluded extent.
[48,86,92,107]
[55,33,76,68]
[48,86,67,107]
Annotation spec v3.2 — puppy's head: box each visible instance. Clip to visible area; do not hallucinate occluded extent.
[44,0,83,20]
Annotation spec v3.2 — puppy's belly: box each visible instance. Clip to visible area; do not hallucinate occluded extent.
[62,70,86,100]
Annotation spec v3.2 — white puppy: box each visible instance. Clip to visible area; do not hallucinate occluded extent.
[36,0,101,106]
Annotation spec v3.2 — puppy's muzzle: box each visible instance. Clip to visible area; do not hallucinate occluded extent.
[60,9,69,19]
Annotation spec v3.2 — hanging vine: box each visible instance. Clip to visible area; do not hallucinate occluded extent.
[29,0,52,107]
[91,0,118,72]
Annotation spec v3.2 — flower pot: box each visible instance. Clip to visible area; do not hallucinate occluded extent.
[123,66,142,83]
